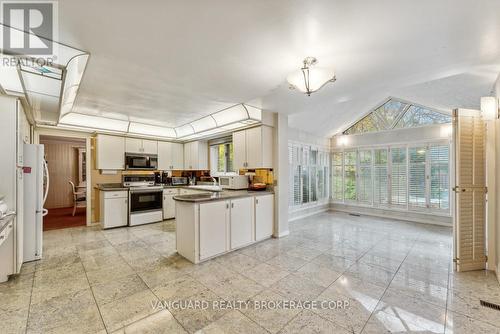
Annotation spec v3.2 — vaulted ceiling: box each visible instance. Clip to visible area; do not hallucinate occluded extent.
[52,0,500,136]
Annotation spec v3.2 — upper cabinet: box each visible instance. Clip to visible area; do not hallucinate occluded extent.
[158,141,184,170]
[96,134,125,170]
[233,126,273,170]
[184,141,208,170]
[125,138,158,154]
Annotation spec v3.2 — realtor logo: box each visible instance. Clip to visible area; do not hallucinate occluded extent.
[1,1,57,55]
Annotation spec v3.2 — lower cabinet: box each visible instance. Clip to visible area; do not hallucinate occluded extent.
[163,189,177,220]
[255,194,274,241]
[230,197,254,249]
[100,191,128,229]
[199,200,229,260]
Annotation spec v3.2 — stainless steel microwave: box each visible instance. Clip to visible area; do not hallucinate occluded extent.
[125,154,158,170]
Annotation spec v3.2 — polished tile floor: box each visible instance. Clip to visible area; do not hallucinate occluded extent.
[2,211,500,333]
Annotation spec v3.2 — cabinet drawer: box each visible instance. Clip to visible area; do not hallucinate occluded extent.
[163,188,179,195]
[103,191,128,199]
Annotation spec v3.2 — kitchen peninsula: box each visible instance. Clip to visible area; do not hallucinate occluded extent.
[174,190,274,263]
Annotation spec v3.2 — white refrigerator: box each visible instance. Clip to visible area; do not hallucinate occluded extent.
[23,144,48,262]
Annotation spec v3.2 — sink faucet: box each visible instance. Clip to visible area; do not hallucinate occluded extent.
[210,176,218,186]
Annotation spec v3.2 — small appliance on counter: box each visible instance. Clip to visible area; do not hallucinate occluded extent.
[171,177,189,186]
[219,175,249,190]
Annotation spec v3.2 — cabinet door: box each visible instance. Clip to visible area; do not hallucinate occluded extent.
[104,197,128,228]
[158,141,173,170]
[190,142,198,169]
[184,142,192,169]
[255,194,274,241]
[142,139,158,154]
[246,127,262,168]
[125,138,143,153]
[163,193,175,219]
[230,197,253,249]
[196,141,208,170]
[232,130,246,170]
[172,143,184,169]
[199,201,228,260]
[97,135,125,170]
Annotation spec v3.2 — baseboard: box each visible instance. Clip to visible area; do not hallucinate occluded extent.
[274,230,290,238]
[288,207,329,222]
[330,206,452,227]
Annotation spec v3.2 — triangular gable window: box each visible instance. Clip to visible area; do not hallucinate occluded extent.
[343,98,451,135]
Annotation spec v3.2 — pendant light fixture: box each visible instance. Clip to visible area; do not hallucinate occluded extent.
[287,57,336,96]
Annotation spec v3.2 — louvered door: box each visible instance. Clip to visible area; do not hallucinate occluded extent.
[454,108,486,272]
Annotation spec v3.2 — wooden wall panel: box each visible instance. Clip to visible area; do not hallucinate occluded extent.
[41,139,85,209]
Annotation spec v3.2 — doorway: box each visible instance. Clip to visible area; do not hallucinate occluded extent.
[39,135,88,230]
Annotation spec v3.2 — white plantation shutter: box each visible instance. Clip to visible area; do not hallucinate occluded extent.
[390,147,407,207]
[302,147,310,203]
[429,145,450,211]
[454,109,486,271]
[408,146,427,208]
[344,151,357,201]
[357,150,373,204]
[373,149,388,206]
[332,152,343,201]
[292,145,302,206]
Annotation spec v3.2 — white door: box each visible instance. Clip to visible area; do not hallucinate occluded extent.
[158,141,172,170]
[199,201,228,260]
[142,140,158,154]
[233,130,246,169]
[255,194,274,241]
[246,127,262,168]
[453,108,486,272]
[230,197,253,249]
[172,143,184,169]
[163,194,175,219]
[125,138,143,153]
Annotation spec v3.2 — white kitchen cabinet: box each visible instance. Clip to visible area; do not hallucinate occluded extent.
[184,141,208,170]
[96,135,125,170]
[232,126,273,169]
[125,138,158,154]
[100,191,128,229]
[158,141,184,170]
[230,197,254,249]
[163,188,178,219]
[255,194,274,241]
[199,200,229,260]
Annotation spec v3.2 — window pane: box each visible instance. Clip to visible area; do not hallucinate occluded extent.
[357,150,372,204]
[395,105,451,129]
[373,149,388,206]
[409,147,427,208]
[430,145,450,210]
[374,100,408,128]
[344,114,380,135]
[344,151,357,201]
[391,147,407,207]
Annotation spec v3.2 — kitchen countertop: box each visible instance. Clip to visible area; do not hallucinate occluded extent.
[96,183,128,191]
[173,190,274,203]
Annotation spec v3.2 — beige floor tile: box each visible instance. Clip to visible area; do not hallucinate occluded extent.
[202,271,264,301]
[271,273,325,301]
[242,289,301,333]
[152,275,207,301]
[0,273,34,312]
[312,253,354,272]
[196,310,267,334]
[0,307,29,334]
[280,310,350,334]
[99,289,159,332]
[112,309,187,334]
[85,261,135,285]
[362,311,434,333]
[91,273,148,306]
[28,288,105,334]
[445,310,500,334]
[265,254,308,271]
[295,262,342,287]
[326,274,386,303]
[215,253,261,274]
[240,263,290,287]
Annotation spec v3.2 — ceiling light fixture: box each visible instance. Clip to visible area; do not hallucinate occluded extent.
[287,57,336,96]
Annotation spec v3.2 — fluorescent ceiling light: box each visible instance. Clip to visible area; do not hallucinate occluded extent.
[175,124,195,137]
[191,116,217,132]
[480,96,498,120]
[129,122,176,138]
[60,113,129,132]
[244,105,262,121]
[212,104,249,126]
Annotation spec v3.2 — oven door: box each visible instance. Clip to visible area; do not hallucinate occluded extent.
[129,190,162,213]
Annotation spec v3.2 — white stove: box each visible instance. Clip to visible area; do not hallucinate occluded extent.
[122,175,163,226]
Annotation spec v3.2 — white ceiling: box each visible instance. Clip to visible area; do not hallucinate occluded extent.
[53,0,500,135]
